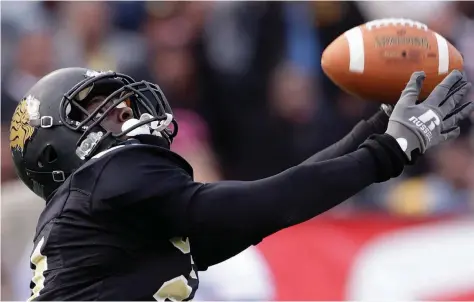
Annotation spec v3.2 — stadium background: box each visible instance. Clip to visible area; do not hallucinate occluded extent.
[1,1,474,300]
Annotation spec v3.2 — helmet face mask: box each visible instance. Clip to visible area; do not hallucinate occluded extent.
[9,68,178,200]
[61,71,177,160]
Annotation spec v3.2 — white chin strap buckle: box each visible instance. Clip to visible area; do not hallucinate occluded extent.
[141,113,173,134]
[122,119,151,137]
[124,113,173,137]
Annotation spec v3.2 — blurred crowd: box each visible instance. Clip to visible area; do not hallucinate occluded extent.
[2,1,474,300]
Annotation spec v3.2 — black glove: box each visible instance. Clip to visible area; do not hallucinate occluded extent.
[366,103,393,133]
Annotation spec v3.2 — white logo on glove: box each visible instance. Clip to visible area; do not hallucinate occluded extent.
[408,109,440,142]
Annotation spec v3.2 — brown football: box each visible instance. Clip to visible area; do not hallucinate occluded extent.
[321,18,464,104]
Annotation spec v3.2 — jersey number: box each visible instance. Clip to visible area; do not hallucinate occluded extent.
[28,236,197,301]
[153,237,197,301]
[28,237,47,301]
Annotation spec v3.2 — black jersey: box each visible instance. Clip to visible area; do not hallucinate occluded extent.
[28,112,405,301]
[29,143,205,301]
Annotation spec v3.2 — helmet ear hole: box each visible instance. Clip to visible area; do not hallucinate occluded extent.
[38,145,58,168]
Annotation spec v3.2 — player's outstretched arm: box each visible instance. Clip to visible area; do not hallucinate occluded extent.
[190,109,391,269]
[189,70,473,269]
[188,132,404,269]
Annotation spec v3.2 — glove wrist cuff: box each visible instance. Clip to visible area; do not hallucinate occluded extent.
[359,134,407,182]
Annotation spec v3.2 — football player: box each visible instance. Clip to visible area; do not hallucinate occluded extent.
[10,68,472,301]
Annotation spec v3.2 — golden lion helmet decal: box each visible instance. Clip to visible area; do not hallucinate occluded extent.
[10,95,39,155]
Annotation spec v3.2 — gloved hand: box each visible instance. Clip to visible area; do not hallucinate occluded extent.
[385,70,473,163]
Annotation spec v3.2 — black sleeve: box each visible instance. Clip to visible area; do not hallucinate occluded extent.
[93,134,405,270]
[191,110,390,269]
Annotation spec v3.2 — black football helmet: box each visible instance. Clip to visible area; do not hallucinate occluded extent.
[9,67,177,200]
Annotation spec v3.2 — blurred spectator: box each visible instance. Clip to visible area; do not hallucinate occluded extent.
[2,29,55,183]
[0,2,51,34]
[272,1,381,169]
[309,1,380,149]
[171,109,222,183]
[358,1,448,24]
[1,181,44,301]
[198,2,315,180]
[384,137,473,216]
[268,61,316,124]
[197,2,283,180]
[428,1,474,107]
[267,1,320,136]
[111,1,146,32]
[3,30,54,103]
[125,2,208,110]
[53,2,145,71]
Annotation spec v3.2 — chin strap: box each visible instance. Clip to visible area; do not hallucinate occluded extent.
[121,113,174,138]
[26,168,69,183]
